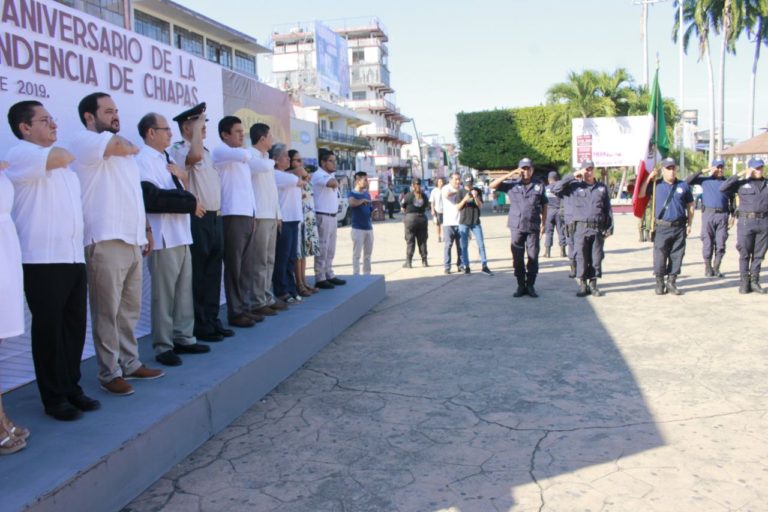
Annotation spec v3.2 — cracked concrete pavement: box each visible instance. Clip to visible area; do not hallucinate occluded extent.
[124,207,768,512]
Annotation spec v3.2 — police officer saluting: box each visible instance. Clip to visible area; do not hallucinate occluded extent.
[543,171,567,258]
[552,160,613,297]
[720,158,768,294]
[490,157,547,298]
[639,157,694,295]
[686,158,734,278]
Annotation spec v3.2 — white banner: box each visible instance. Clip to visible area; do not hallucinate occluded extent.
[571,115,654,168]
[0,0,224,149]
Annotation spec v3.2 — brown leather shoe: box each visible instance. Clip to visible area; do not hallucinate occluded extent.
[252,306,277,316]
[228,314,255,328]
[243,311,265,323]
[269,299,288,311]
[125,365,165,380]
[100,377,134,396]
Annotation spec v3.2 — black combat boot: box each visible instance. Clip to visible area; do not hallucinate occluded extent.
[751,274,766,294]
[513,276,528,298]
[712,255,724,278]
[739,275,751,294]
[655,276,666,295]
[422,257,429,267]
[589,279,603,297]
[544,246,551,258]
[576,279,589,297]
[666,275,683,295]
[569,260,577,278]
[402,259,412,269]
[560,246,567,258]
[526,275,538,298]
[704,259,713,277]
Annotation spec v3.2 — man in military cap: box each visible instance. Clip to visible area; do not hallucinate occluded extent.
[720,158,768,294]
[543,171,566,258]
[686,158,734,278]
[638,157,694,295]
[552,160,613,297]
[490,157,548,297]
[168,103,233,341]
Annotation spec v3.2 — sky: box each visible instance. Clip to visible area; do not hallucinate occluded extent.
[176,0,768,145]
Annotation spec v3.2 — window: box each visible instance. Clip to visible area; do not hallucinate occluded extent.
[57,0,125,27]
[174,27,204,57]
[320,120,328,131]
[234,50,256,76]
[352,50,365,63]
[206,39,233,69]
[352,91,366,100]
[134,10,170,45]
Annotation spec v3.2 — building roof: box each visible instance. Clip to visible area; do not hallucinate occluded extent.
[133,0,271,54]
[721,131,768,156]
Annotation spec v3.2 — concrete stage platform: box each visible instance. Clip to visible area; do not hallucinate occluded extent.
[1,275,385,512]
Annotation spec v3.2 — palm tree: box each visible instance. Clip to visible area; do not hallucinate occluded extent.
[595,68,635,116]
[673,0,717,159]
[745,0,768,136]
[712,0,746,153]
[546,69,635,129]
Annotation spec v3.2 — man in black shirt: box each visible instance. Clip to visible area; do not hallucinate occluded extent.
[457,175,492,275]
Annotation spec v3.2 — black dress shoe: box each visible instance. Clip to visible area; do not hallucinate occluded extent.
[195,331,224,342]
[173,343,211,354]
[68,394,101,412]
[328,277,346,285]
[315,280,335,289]
[156,350,182,366]
[214,324,235,337]
[45,402,83,421]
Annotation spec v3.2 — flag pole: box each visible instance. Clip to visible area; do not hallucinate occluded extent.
[649,59,661,235]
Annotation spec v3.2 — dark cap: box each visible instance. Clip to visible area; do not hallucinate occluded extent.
[711,158,725,167]
[580,160,595,170]
[748,157,765,169]
[518,157,533,168]
[411,178,422,186]
[547,171,559,180]
[661,157,677,168]
[463,174,474,183]
[172,102,206,123]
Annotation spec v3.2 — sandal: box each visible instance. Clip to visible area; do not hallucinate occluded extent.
[297,287,312,298]
[2,417,30,441]
[0,428,26,455]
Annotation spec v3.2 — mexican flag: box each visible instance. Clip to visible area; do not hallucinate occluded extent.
[632,69,670,218]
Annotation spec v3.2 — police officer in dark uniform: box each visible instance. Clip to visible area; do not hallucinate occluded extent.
[544,171,567,258]
[720,158,768,294]
[561,173,581,278]
[686,158,734,278]
[639,157,694,295]
[169,103,234,341]
[490,157,547,297]
[552,160,613,297]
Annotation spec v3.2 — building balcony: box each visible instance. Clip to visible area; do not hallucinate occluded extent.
[345,98,398,115]
[350,63,391,91]
[317,129,371,150]
[359,126,412,144]
[346,38,388,52]
[374,155,408,168]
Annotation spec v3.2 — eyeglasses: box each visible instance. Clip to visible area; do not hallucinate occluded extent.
[30,117,57,126]
[153,126,172,132]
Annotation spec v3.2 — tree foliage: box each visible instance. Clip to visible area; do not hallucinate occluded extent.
[456,105,571,170]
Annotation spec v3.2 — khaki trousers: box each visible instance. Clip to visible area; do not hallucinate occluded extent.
[252,218,278,308]
[314,213,337,281]
[351,228,373,275]
[148,244,196,354]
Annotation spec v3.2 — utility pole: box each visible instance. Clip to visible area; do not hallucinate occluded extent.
[678,0,685,176]
[634,0,668,89]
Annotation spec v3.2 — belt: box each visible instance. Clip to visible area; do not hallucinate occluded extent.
[702,207,727,213]
[316,212,336,217]
[574,221,601,229]
[656,219,686,227]
[737,211,767,219]
[204,210,221,216]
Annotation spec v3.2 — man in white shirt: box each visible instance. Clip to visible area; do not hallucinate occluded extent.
[248,123,289,314]
[311,149,345,289]
[442,172,463,274]
[430,176,445,242]
[5,100,100,421]
[136,113,210,367]
[169,103,233,341]
[270,143,302,302]
[69,93,164,396]
[213,116,264,327]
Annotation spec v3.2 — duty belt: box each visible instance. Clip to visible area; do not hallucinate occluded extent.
[316,212,337,217]
[655,219,686,227]
[574,221,602,229]
[702,207,727,213]
[737,211,767,219]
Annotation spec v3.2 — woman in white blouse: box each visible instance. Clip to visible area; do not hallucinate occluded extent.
[0,160,30,455]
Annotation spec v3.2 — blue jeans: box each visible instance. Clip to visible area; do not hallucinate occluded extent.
[459,224,487,268]
[443,225,462,269]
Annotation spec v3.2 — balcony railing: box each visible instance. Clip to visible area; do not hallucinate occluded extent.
[350,63,390,88]
[317,129,371,148]
[359,126,412,144]
[345,98,398,114]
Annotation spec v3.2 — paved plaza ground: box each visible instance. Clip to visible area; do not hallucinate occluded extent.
[125,208,768,512]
